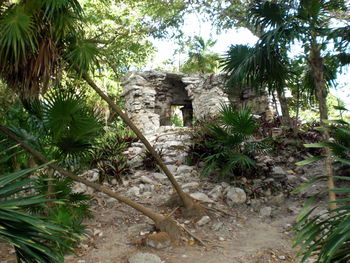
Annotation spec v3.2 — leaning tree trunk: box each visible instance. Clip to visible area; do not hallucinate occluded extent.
[79,71,203,216]
[276,88,292,127]
[0,125,181,239]
[309,44,336,210]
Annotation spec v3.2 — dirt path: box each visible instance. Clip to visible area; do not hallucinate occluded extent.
[63,196,300,263]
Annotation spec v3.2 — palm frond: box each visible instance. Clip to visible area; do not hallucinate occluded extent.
[65,38,100,72]
[0,165,67,263]
[295,119,350,262]
[249,1,288,29]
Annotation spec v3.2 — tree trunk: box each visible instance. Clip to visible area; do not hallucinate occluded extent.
[46,168,56,208]
[276,88,292,127]
[309,44,336,210]
[80,72,201,214]
[0,125,181,239]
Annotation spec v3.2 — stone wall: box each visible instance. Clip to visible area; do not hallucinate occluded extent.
[122,71,272,136]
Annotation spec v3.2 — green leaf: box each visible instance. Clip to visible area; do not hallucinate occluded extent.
[296,156,326,166]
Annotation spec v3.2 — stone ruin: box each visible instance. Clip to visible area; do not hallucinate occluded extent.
[121,71,273,168]
[122,71,272,137]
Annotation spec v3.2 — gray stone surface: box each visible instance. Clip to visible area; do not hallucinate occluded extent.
[128,252,164,263]
[122,71,271,135]
[225,187,247,206]
[197,216,211,226]
[190,192,214,203]
[260,207,272,217]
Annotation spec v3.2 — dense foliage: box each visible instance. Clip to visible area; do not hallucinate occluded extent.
[0,164,67,263]
[294,118,350,262]
[188,104,268,177]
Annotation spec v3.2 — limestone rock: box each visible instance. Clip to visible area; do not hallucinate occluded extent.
[145,232,171,249]
[177,165,193,174]
[81,169,99,182]
[225,187,247,206]
[182,182,199,189]
[271,166,286,179]
[128,186,140,196]
[140,175,157,185]
[272,166,286,175]
[208,185,223,200]
[190,192,214,203]
[128,252,164,263]
[197,216,211,226]
[260,207,272,217]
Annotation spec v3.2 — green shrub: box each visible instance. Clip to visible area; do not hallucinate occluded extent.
[188,104,268,177]
[32,173,92,253]
[294,119,350,262]
[0,164,68,263]
[90,128,137,182]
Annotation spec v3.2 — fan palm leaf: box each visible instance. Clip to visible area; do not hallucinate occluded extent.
[0,163,68,263]
[294,119,350,262]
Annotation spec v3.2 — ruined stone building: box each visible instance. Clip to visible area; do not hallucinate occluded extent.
[122,71,274,167]
[122,71,272,136]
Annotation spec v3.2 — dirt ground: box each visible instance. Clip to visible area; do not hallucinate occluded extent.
[65,198,301,263]
[1,160,327,263]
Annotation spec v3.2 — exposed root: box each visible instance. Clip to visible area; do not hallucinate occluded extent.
[163,193,207,219]
[155,216,182,242]
[178,223,207,247]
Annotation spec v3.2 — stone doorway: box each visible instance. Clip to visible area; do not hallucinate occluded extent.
[154,75,193,127]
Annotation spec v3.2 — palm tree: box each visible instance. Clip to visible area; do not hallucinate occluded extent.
[0,0,201,221]
[223,0,349,207]
[181,36,220,73]
[221,43,292,126]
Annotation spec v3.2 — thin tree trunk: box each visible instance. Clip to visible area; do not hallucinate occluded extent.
[0,125,181,238]
[310,44,336,210]
[276,88,292,127]
[46,168,56,208]
[80,72,199,213]
[296,85,300,124]
[272,92,279,117]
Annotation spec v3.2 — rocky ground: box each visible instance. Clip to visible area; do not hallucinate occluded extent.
[0,127,330,263]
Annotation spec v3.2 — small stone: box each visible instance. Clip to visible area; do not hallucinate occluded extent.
[287,174,298,183]
[177,165,193,174]
[111,179,118,185]
[272,166,285,175]
[211,222,224,231]
[260,207,272,217]
[145,232,171,249]
[225,187,247,206]
[182,182,200,189]
[270,193,284,204]
[278,255,286,260]
[128,252,163,263]
[152,172,167,181]
[190,192,214,203]
[128,223,153,234]
[140,176,157,185]
[128,186,140,196]
[218,237,225,241]
[196,216,211,226]
[142,191,153,198]
[208,185,223,200]
[221,182,229,188]
[241,177,248,184]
